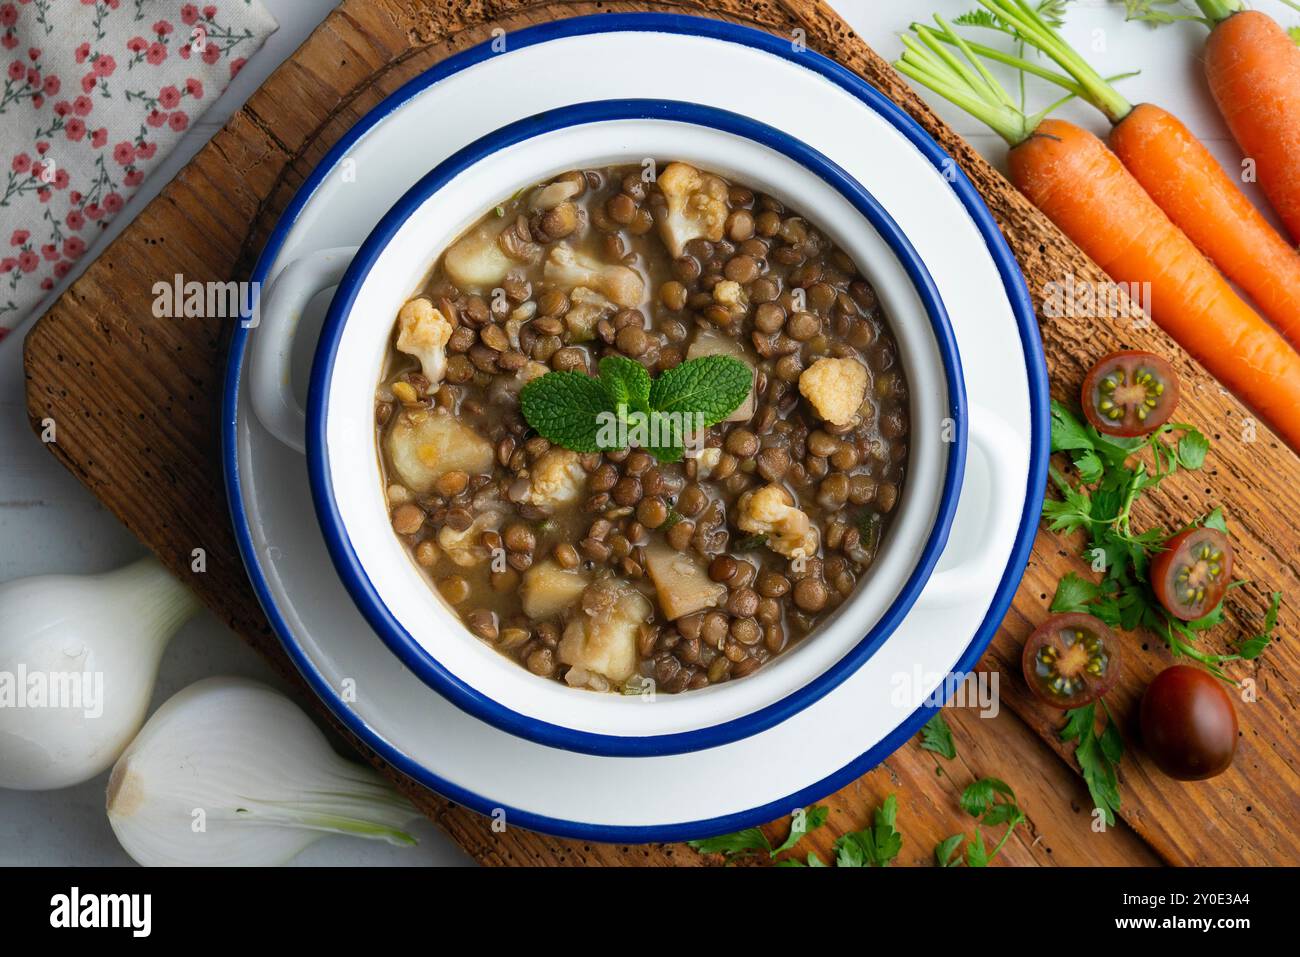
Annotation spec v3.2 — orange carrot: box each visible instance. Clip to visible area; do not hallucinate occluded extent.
[1201,7,1300,245]
[1107,105,1300,351]
[951,1,1300,352]
[1010,119,1300,452]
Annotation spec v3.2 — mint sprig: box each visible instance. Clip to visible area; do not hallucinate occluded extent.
[519,354,751,463]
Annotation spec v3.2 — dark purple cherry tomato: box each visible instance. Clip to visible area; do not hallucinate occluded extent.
[1140,665,1238,781]
[1150,527,1233,621]
[1082,351,1180,437]
[1022,612,1121,709]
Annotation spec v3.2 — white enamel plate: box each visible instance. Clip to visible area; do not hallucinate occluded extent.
[222,14,1048,841]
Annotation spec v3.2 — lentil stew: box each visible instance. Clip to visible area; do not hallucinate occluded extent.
[375,161,910,694]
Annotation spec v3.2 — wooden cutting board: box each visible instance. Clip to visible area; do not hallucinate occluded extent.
[22,0,1300,866]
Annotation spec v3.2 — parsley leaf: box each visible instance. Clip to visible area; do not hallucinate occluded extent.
[919,712,957,760]
[770,805,829,857]
[834,794,903,867]
[937,778,1026,868]
[1061,702,1124,826]
[686,827,770,860]
[1238,592,1282,660]
[1051,572,1103,613]
[688,805,828,863]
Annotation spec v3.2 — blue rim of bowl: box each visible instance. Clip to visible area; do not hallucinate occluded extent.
[221,12,1048,840]
[306,97,967,757]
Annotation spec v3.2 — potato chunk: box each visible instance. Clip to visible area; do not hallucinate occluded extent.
[395,298,454,386]
[799,357,869,427]
[736,484,819,560]
[520,561,591,619]
[558,580,651,685]
[443,220,514,290]
[564,287,615,342]
[657,162,729,257]
[644,544,726,620]
[384,410,494,493]
[687,330,756,423]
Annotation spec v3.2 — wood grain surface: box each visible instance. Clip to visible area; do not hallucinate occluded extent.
[22,0,1299,866]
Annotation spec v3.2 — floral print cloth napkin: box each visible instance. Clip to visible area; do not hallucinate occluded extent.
[0,0,277,342]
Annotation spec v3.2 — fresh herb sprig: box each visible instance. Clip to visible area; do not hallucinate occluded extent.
[935,778,1027,867]
[687,805,829,864]
[519,354,751,463]
[689,796,902,868]
[1040,402,1262,674]
[918,711,957,777]
[1060,700,1125,826]
[832,795,904,867]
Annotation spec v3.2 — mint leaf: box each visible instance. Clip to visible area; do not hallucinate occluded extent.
[649,355,752,425]
[598,356,651,414]
[919,712,956,760]
[519,371,617,452]
[521,355,751,461]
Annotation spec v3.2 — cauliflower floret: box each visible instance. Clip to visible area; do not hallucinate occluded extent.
[526,448,588,512]
[385,410,494,493]
[712,280,746,308]
[558,579,652,685]
[395,298,454,385]
[799,357,869,427]
[443,220,515,291]
[437,503,505,567]
[564,287,615,342]
[736,484,819,560]
[543,243,644,308]
[692,446,723,478]
[657,161,729,257]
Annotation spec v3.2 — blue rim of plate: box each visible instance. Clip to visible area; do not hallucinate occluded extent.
[306,97,968,757]
[222,12,1048,841]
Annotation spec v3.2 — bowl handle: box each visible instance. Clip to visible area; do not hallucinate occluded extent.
[248,246,358,453]
[919,404,1026,609]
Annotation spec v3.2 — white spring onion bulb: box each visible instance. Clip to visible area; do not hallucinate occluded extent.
[0,556,200,790]
[107,676,419,866]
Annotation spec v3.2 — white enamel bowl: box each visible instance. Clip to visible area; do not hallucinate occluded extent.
[223,13,1047,839]
[247,99,977,756]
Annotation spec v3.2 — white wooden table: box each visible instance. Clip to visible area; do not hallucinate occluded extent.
[1,0,1293,866]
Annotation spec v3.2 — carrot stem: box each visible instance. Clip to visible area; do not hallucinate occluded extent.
[895,21,1031,145]
[978,0,1134,122]
[1194,0,1243,23]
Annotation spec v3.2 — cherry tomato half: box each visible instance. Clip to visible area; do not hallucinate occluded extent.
[1021,612,1121,709]
[1150,527,1233,621]
[1081,351,1180,437]
[1140,665,1237,781]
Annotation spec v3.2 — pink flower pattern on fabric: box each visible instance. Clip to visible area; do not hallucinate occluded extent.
[0,0,277,341]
